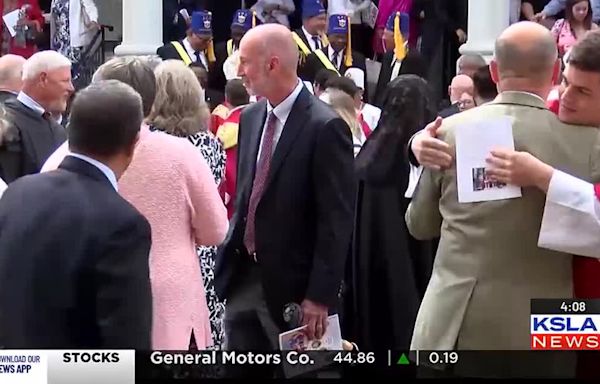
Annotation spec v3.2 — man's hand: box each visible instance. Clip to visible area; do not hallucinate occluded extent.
[456,28,467,43]
[485,149,554,192]
[411,117,453,170]
[89,21,100,30]
[301,299,328,340]
[533,12,547,22]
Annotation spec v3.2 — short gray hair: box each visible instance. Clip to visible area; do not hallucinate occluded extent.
[22,51,71,81]
[93,56,157,117]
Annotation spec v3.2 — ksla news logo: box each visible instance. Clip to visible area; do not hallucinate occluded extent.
[531,314,600,350]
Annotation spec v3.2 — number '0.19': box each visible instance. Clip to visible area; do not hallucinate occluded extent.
[427,351,459,365]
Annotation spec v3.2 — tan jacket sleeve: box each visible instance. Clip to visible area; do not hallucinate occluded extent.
[405,166,443,240]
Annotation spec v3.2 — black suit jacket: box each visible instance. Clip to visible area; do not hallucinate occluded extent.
[215,87,356,327]
[0,99,66,183]
[0,156,152,349]
[302,46,368,101]
[0,90,16,104]
[374,51,428,107]
[212,40,231,93]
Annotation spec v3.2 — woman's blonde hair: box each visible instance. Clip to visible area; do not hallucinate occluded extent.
[325,89,361,140]
[147,60,210,136]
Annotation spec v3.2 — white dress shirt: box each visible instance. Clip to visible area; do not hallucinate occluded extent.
[328,45,343,70]
[183,37,208,69]
[17,91,45,115]
[390,58,403,82]
[302,26,321,52]
[257,80,304,162]
[0,177,7,199]
[538,170,600,258]
[68,153,119,191]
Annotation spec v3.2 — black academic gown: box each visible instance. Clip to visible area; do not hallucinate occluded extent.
[212,40,231,92]
[374,51,428,108]
[343,140,435,376]
[302,45,368,101]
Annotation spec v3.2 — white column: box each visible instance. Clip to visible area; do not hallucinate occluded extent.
[459,0,511,62]
[114,0,162,56]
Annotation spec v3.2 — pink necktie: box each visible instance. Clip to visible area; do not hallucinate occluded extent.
[244,111,278,255]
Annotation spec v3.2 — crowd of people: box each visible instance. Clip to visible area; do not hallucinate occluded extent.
[0,0,600,380]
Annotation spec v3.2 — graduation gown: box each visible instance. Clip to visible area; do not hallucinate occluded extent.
[302,45,368,101]
[212,40,233,92]
[374,51,428,108]
[343,144,435,360]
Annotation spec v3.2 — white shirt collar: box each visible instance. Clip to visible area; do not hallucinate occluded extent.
[67,153,119,191]
[0,177,6,199]
[17,91,45,115]
[302,26,318,50]
[328,45,342,68]
[266,79,304,123]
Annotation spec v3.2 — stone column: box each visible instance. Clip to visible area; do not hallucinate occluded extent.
[459,0,511,62]
[114,0,162,56]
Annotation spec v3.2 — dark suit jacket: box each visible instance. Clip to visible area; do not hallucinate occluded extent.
[157,41,196,63]
[438,103,460,118]
[215,86,356,327]
[374,51,428,108]
[302,46,368,101]
[0,98,66,183]
[212,40,231,93]
[0,90,16,104]
[0,156,152,349]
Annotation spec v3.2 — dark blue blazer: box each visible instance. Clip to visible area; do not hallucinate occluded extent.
[0,156,152,349]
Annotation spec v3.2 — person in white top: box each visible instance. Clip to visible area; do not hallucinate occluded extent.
[251,0,295,27]
[344,67,381,132]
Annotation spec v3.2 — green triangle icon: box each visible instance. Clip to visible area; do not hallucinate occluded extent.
[397,354,410,365]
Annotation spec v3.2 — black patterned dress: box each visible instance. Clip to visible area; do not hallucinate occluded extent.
[149,125,227,349]
[50,0,83,83]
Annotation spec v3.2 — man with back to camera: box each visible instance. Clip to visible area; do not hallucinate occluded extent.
[215,23,355,378]
[0,80,152,349]
[406,21,600,377]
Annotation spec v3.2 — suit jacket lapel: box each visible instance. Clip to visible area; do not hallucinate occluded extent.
[265,88,311,189]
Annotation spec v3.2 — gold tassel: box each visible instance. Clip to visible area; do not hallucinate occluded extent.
[320,33,329,47]
[252,11,256,27]
[344,15,352,67]
[207,40,216,63]
[393,12,407,62]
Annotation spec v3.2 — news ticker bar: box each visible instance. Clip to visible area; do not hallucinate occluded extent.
[3,350,600,382]
[530,299,600,314]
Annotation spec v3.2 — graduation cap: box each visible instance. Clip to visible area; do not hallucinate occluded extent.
[231,9,257,31]
[191,11,215,63]
[327,14,352,67]
[302,0,326,19]
[385,12,409,62]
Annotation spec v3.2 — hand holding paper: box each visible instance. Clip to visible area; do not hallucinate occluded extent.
[485,149,554,193]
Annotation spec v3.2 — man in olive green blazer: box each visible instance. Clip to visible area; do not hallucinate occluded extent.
[406,23,600,376]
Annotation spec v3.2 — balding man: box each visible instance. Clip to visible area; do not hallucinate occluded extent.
[439,74,474,117]
[457,53,487,78]
[0,51,73,183]
[215,24,355,377]
[0,54,25,104]
[405,22,600,375]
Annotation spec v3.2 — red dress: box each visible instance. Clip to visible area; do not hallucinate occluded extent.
[0,0,43,58]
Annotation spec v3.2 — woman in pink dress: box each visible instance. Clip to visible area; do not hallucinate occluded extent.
[551,0,598,57]
[120,59,228,350]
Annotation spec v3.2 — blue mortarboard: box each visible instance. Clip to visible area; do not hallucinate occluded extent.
[191,11,213,36]
[231,9,256,31]
[302,0,326,19]
[385,12,409,38]
[328,14,350,35]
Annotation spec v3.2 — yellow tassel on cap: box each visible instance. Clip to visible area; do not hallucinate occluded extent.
[344,14,353,67]
[393,12,407,62]
[207,40,216,63]
[252,11,256,27]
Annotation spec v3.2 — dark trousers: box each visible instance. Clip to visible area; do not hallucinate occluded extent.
[222,258,282,378]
